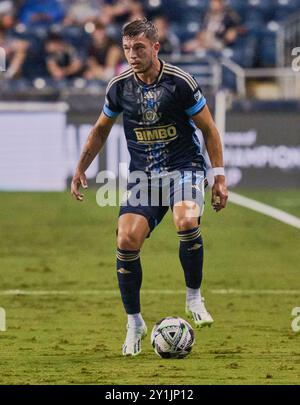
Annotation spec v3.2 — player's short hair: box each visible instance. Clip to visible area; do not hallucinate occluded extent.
[122,18,159,43]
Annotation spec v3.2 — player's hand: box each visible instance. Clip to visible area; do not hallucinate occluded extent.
[211,176,228,212]
[71,171,88,201]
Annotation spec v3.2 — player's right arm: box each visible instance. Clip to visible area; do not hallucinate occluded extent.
[71,112,116,201]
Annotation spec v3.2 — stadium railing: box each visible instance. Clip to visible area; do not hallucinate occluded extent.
[221,61,300,99]
[277,11,300,67]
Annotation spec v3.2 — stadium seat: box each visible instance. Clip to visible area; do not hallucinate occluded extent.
[183,0,208,22]
[246,0,274,22]
[222,65,237,91]
[174,54,219,91]
[257,24,279,67]
[273,0,300,21]
[243,10,265,33]
[161,0,185,22]
[170,22,197,43]
[18,29,48,79]
[59,26,91,49]
[4,0,297,87]
[226,0,247,20]
[226,35,256,68]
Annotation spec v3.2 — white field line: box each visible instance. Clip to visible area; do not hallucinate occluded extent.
[229,191,300,229]
[211,289,300,295]
[0,289,299,296]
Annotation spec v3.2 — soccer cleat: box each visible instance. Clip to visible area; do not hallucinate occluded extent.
[185,297,214,329]
[122,323,147,356]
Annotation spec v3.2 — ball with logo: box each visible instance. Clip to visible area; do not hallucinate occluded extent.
[151,316,195,359]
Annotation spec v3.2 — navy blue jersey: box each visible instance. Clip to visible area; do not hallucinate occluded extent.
[103,60,207,174]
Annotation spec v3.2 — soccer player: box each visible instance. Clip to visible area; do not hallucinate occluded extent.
[71,19,228,356]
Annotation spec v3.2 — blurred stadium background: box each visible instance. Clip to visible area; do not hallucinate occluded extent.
[0,0,299,385]
[0,0,299,190]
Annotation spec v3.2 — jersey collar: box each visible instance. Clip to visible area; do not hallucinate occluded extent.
[133,59,165,88]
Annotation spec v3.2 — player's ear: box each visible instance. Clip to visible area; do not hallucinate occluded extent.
[153,41,160,54]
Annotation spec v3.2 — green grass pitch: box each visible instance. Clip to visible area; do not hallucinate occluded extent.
[0,189,299,385]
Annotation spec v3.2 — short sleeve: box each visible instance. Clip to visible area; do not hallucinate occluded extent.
[178,74,206,117]
[103,80,123,118]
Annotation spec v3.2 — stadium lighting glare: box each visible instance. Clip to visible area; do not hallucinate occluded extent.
[84,22,95,34]
[33,78,46,89]
[74,78,87,89]
[187,0,199,6]
[149,0,161,8]
[267,21,280,31]
[15,23,26,34]
[279,0,289,5]
[249,0,260,6]
[187,22,200,33]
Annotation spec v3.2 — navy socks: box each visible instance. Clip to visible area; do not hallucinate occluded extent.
[117,227,203,314]
[177,227,203,289]
[116,248,142,314]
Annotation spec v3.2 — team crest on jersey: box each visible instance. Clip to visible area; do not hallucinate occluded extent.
[194,90,202,102]
[137,87,163,125]
[144,109,159,123]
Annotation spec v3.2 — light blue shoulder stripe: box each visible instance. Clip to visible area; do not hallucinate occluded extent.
[185,97,206,116]
[103,104,120,118]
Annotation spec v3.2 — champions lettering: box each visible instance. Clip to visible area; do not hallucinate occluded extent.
[134,125,177,143]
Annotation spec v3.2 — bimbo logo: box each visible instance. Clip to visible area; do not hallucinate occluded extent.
[134,124,177,143]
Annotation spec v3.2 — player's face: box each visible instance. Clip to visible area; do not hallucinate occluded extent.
[122,33,159,74]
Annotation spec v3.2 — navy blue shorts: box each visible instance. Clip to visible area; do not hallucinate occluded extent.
[119,169,207,235]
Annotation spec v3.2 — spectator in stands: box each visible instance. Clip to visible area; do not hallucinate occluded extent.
[83,22,121,80]
[153,15,180,57]
[104,0,145,25]
[17,0,65,27]
[45,32,83,80]
[183,0,241,53]
[126,0,145,22]
[0,0,16,30]
[62,0,111,26]
[0,23,29,78]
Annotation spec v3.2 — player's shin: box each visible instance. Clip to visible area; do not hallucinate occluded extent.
[116,248,142,315]
[116,248,147,355]
[177,227,203,290]
[177,227,213,327]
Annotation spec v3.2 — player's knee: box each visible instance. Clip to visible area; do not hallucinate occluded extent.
[117,230,142,250]
[176,217,199,231]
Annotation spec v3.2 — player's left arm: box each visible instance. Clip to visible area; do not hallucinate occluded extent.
[71,112,116,201]
[192,105,228,212]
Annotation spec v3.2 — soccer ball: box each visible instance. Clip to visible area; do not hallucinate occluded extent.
[151,316,195,359]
